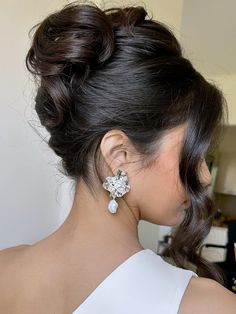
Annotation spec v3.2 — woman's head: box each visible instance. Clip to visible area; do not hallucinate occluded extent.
[25,2,228,283]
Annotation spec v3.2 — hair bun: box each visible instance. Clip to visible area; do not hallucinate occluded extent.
[24,4,150,131]
[26,3,115,78]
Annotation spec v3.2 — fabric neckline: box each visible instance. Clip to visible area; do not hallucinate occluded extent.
[75,248,154,310]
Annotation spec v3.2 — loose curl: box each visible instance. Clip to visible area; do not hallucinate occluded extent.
[25,1,228,285]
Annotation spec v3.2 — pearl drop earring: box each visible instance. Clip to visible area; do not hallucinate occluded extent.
[102,169,131,214]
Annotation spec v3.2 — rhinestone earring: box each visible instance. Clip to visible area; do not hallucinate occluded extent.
[102,169,131,214]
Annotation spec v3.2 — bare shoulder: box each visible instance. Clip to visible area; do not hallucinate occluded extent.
[0,244,32,273]
[0,244,65,313]
[0,244,30,257]
[178,276,236,314]
[0,244,34,311]
[0,244,32,270]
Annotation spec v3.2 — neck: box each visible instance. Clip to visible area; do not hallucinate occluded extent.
[35,177,143,257]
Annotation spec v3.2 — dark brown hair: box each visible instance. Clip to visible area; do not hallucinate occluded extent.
[25,1,228,285]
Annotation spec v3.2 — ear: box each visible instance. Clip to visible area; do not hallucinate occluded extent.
[99,129,136,174]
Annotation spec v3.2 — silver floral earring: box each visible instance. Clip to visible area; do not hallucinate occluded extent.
[102,169,131,214]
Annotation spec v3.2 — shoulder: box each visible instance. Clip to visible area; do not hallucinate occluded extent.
[0,244,64,313]
[0,244,31,267]
[0,243,30,256]
[178,276,236,314]
[0,244,31,272]
[0,244,38,311]
[0,244,30,282]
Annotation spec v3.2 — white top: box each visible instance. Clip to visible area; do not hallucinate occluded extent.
[72,248,198,314]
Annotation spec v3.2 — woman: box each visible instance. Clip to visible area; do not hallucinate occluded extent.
[1,2,236,313]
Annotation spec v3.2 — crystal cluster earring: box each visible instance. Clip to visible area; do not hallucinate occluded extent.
[102,169,131,214]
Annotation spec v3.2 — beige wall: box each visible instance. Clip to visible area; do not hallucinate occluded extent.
[143,0,184,39]
[215,153,236,195]
[207,74,236,126]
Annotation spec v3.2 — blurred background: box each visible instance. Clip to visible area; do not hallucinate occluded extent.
[0,0,235,292]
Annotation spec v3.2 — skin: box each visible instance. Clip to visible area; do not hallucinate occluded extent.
[2,122,235,313]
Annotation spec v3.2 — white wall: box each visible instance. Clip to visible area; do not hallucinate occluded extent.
[0,0,72,249]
